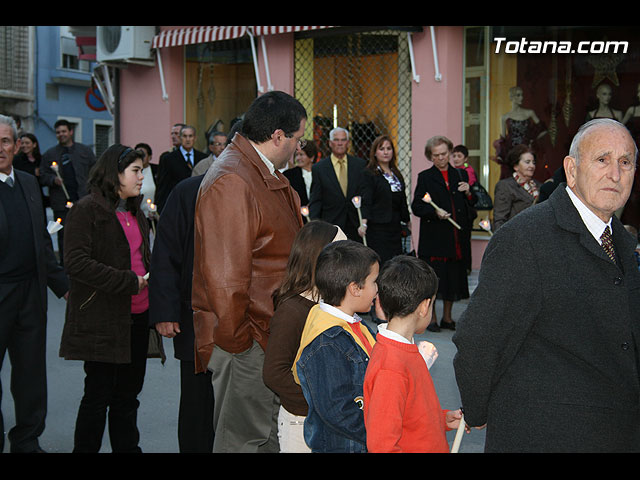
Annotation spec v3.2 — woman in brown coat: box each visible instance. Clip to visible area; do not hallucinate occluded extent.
[493,144,541,232]
[59,144,152,453]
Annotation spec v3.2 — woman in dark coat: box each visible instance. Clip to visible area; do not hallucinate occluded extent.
[59,144,156,453]
[361,135,410,265]
[411,136,476,331]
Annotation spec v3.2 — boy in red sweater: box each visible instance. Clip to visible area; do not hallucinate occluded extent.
[363,256,464,452]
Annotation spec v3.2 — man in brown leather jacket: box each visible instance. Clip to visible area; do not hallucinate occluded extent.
[192,91,306,452]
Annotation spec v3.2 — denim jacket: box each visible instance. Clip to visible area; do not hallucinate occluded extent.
[296,320,375,453]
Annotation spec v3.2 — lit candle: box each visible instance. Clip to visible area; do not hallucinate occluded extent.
[422,193,462,230]
[300,206,310,222]
[66,201,73,209]
[47,218,63,234]
[351,196,367,246]
[479,218,493,236]
[149,203,157,235]
[51,161,70,200]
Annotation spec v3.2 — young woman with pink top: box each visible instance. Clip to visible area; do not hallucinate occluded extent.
[60,144,158,452]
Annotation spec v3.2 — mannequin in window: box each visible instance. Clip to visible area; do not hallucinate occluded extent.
[586,83,622,122]
[494,86,547,179]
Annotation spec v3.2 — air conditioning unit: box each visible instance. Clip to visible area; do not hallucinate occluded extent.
[96,26,155,64]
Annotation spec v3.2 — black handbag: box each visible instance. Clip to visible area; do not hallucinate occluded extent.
[470,182,493,210]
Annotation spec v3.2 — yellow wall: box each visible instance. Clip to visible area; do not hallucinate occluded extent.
[488,52,517,196]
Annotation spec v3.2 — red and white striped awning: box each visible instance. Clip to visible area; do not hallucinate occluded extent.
[250,26,335,36]
[152,26,335,49]
[152,26,248,49]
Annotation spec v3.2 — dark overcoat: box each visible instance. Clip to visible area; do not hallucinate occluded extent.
[308,155,368,231]
[0,170,68,309]
[410,165,475,259]
[148,175,203,361]
[453,184,640,452]
[59,190,151,364]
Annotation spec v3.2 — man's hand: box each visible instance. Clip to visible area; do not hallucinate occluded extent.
[155,322,181,338]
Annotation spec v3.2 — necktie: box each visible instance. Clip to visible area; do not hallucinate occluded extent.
[600,225,616,263]
[337,158,347,197]
[185,152,192,168]
[5,177,13,187]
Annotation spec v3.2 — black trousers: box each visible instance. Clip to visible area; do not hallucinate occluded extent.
[0,275,46,453]
[73,311,149,453]
[178,361,214,453]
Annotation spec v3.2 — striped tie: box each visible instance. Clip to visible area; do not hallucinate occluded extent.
[600,225,616,263]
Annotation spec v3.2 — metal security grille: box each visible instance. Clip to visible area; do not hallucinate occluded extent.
[294,28,413,196]
[0,26,30,95]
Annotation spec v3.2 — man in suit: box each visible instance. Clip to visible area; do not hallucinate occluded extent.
[453,118,640,452]
[308,127,367,241]
[40,119,97,265]
[155,125,207,213]
[149,174,214,453]
[0,114,68,453]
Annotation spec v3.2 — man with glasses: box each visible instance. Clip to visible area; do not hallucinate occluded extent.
[192,131,228,177]
[192,91,305,453]
[308,127,367,241]
[40,119,97,266]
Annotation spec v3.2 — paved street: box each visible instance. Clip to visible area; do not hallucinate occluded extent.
[1,227,486,452]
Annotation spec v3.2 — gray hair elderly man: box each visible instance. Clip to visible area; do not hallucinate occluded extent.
[0,114,68,453]
[453,118,640,452]
[308,126,368,242]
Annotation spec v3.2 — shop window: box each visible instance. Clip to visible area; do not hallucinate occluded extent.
[185,38,257,152]
[293,29,413,196]
[487,25,640,229]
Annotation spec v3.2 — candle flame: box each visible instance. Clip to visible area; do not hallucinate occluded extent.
[301,206,309,216]
[351,196,362,208]
[51,162,57,167]
[146,198,151,204]
[423,193,432,202]
[56,218,62,223]
[479,219,492,233]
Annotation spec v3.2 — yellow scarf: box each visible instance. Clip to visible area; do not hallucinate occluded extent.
[292,304,376,384]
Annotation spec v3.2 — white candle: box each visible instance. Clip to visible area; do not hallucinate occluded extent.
[422,193,462,230]
[351,196,367,246]
[451,414,466,453]
[51,162,70,200]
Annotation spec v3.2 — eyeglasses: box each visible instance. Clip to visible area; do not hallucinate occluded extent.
[284,133,307,149]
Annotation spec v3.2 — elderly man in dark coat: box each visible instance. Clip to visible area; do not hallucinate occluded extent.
[453,118,640,452]
[0,115,68,453]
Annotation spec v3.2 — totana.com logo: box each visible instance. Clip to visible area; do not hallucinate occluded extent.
[494,37,628,54]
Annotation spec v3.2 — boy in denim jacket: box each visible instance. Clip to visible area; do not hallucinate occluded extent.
[292,240,380,453]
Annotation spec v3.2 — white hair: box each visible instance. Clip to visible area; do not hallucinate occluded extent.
[0,114,18,141]
[569,118,637,165]
[329,127,349,141]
